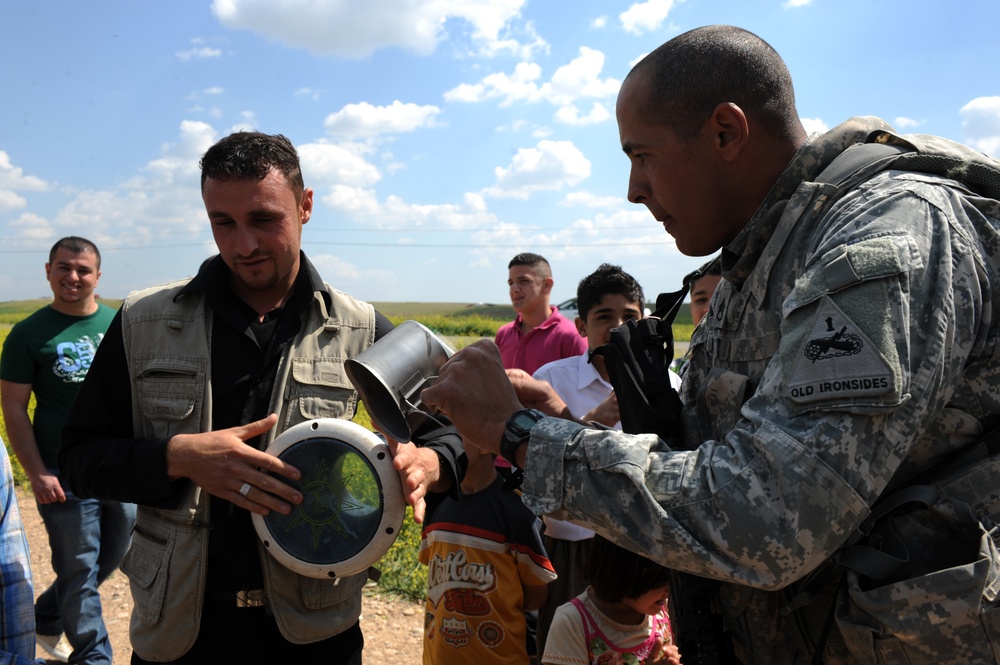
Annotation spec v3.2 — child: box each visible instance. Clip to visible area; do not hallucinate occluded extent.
[419,444,557,664]
[542,536,681,665]
[531,264,682,655]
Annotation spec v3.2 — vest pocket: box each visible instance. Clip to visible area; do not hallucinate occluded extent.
[135,359,204,437]
[120,525,173,626]
[837,500,1000,663]
[289,358,357,421]
[299,571,367,609]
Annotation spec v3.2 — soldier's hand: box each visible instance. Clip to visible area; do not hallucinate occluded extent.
[420,341,521,455]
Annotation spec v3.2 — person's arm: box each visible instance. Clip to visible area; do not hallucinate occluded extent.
[522,582,548,612]
[425,189,986,589]
[60,310,179,505]
[0,381,64,504]
[59,312,303,516]
[372,310,465,522]
[580,391,619,427]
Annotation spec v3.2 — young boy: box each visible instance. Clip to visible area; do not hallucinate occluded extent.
[419,445,556,664]
[530,263,681,655]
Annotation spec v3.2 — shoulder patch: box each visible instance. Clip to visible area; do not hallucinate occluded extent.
[785,297,894,405]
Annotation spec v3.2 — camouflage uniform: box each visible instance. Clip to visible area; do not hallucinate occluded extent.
[520,117,1000,663]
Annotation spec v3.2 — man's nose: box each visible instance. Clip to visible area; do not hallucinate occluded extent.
[235,226,259,255]
[627,164,648,205]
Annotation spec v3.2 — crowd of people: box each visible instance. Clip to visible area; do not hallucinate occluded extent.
[2,22,1000,665]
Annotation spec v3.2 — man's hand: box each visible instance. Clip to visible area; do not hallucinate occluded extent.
[420,341,522,455]
[30,470,65,505]
[386,439,444,524]
[582,391,619,427]
[165,413,302,516]
[505,369,571,419]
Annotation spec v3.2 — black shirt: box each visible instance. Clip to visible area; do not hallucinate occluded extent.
[60,253,464,594]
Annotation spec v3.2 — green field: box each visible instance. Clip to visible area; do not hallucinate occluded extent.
[0,298,694,601]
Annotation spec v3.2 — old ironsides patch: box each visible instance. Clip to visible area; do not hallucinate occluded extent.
[786,297,894,405]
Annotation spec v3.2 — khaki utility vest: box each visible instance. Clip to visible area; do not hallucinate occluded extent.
[117,278,375,661]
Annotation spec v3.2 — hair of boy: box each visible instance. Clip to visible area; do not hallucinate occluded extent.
[585,535,672,604]
[199,131,305,198]
[576,263,644,321]
[49,236,101,269]
[508,252,551,278]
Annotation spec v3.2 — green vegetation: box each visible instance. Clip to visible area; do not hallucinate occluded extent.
[0,299,694,603]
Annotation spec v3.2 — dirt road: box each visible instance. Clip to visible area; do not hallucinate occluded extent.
[17,486,425,664]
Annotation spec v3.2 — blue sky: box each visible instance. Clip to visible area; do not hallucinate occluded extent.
[1,0,998,306]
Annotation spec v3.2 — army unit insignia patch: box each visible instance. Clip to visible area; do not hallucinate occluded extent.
[786,297,894,405]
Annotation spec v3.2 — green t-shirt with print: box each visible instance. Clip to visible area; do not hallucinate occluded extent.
[0,303,115,467]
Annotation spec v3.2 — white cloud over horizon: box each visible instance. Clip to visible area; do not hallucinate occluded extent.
[485,140,591,199]
[211,0,544,59]
[323,101,442,140]
[960,96,1000,158]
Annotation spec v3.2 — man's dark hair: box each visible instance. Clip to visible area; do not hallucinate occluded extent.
[625,25,800,141]
[576,263,644,321]
[199,131,304,197]
[585,535,672,604]
[49,236,101,268]
[508,252,551,276]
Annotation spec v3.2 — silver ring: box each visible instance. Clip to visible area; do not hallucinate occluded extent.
[239,482,253,497]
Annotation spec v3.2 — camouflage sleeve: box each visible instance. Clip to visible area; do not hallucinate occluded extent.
[521,173,998,590]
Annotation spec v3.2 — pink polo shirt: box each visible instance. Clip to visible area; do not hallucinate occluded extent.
[494,306,588,375]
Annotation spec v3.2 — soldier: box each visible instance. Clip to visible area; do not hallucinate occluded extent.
[422,25,1000,664]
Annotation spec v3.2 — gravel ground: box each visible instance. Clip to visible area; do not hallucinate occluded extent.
[17,486,425,664]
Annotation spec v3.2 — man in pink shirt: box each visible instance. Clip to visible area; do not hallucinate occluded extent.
[493,252,585,665]
[495,253,587,376]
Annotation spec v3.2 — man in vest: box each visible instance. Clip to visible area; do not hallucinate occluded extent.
[59,132,464,664]
[423,25,1000,664]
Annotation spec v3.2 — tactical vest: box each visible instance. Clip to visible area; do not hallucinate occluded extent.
[600,120,1000,664]
[116,278,376,660]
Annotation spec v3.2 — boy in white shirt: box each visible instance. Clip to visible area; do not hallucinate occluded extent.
[530,263,680,654]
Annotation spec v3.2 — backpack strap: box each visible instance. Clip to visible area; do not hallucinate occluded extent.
[813,142,912,188]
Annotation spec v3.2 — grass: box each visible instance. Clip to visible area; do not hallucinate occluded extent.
[0,298,695,603]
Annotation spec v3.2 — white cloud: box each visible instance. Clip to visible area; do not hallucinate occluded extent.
[894,116,923,129]
[784,0,813,7]
[295,87,324,100]
[800,117,829,136]
[562,191,623,208]
[485,140,591,199]
[321,186,496,230]
[176,46,222,61]
[0,151,49,212]
[554,102,610,126]
[444,47,619,125]
[960,96,1000,158]
[445,62,544,106]
[204,87,225,96]
[51,121,215,251]
[620,0,674,36]
[0,190,27,212]
[7,212,53,240]
[298,143,382,188]
[323,101,441,140]
[307,252,394,285]
[592,16,608,29]
[211,0,544,59]
[549,47,620,105]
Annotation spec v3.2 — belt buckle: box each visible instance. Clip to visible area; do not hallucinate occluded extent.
[235,589,267,608]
